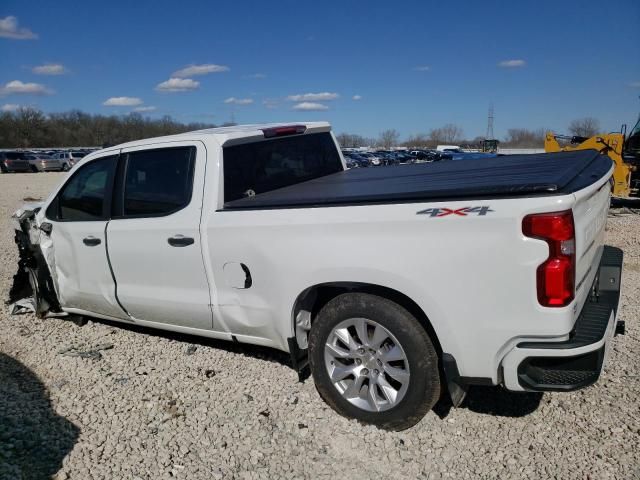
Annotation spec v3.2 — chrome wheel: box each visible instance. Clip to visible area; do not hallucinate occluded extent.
[324,317,410,412]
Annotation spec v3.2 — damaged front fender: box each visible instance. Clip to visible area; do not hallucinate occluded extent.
[7,205,61,317]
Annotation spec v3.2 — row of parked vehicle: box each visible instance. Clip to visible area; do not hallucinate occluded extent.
[0,149,97,173]
[342,147,499,168]
[342,149,456,168]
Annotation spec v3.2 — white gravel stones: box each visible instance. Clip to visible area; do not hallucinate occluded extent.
[0,172,639,479]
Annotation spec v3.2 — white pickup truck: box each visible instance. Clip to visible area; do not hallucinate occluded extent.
[10,122,624,430]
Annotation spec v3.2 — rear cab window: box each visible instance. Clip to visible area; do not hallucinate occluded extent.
[222,132,343,202]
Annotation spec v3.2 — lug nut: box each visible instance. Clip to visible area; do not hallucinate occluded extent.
[361,368,369,376]
[357,347,365,355]
[355,358,362,365]
[373,369,380,376]
[376,359,382,367]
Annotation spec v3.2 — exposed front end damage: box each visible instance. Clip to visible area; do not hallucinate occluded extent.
[7,205,61,317]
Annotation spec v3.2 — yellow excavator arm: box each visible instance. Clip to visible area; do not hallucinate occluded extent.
[545,132,634,197]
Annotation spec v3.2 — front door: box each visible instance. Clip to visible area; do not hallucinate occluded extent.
[43,154,125,318]
[105,142,213,329]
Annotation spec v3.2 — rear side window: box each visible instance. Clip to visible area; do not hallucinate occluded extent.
[223,132,342,202]
[122,146,195,216]
[50,156,116,221]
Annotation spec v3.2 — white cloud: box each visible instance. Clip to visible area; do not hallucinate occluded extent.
[0,16,37,40]
[263,98,279,109]
[133,106,157,112]
[352,95,362,101]
[172,64,229,78]
[292,102,329,111]
[224,97,254,105]
[0,80,53,95]
[498,59,526,68]
[155,77,200,92]
[103,96,143,106]
[287,92,339,102]
[244,73,266,79]
[32,63,67,75]
[414,66,430,71]
[1,103,22,112]
[628,81,640,88]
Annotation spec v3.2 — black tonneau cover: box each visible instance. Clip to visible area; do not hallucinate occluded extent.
[223,150,612,210]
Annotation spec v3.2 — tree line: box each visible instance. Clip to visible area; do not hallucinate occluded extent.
[338,117,602,149]
[0,107,601,150]
[0,107,217,148]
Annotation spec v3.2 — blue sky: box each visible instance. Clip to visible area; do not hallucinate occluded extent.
[1,0,639,139]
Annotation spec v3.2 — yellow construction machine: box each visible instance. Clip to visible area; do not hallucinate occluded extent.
[545,118,640,198]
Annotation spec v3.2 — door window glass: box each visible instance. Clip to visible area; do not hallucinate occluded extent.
[123,147,195,216]
[55,156,115,221]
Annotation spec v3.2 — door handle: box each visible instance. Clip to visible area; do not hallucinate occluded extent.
[168,235,194,247]
[83,236,101,246]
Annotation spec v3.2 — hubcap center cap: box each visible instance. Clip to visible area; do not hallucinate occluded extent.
[362,354,378,370]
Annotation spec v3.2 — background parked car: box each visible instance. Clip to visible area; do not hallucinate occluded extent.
[0,151,32,173]
[343,153,370,168]
[52,152,83,170]
[24,154,65,172]
[357,152,382,166]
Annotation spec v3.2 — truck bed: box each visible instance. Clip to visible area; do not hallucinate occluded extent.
[223,150,612,210]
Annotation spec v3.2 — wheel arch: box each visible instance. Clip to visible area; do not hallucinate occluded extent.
[291,282,443,357]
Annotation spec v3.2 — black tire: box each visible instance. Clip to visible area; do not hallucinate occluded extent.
[308,293,440,430]
[30,165,39,173]
[62,163,69,171]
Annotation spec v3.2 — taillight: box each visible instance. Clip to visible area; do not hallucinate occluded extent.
[262,125,307,138]
[522,210,575,307]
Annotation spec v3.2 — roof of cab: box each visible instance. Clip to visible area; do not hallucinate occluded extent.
[107,121,331,152]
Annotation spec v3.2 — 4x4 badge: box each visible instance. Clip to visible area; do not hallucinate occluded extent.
[417,206,494,217]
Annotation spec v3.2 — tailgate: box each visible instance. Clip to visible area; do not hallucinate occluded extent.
[572,177,611,311]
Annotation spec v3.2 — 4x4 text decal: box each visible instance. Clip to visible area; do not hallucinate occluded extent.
[417,206,494,217]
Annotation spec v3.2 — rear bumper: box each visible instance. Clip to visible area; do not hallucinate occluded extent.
[501,246,623,392]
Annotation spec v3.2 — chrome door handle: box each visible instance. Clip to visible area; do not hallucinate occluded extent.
[82,236,101,246]
[168,235,194,247]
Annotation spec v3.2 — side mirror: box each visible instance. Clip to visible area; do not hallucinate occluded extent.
[40,222,53,235]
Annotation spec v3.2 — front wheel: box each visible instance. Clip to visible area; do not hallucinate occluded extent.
[61,163,70,171]
[308,293,441,430]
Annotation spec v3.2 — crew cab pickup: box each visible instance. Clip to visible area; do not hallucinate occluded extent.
[10,122,624,430]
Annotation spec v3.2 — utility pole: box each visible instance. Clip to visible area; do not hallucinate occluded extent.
[486,104,495,140]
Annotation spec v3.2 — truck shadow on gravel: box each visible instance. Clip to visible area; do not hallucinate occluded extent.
[0,353,80,480]
[435,386,543,418]
[91,318,293,368]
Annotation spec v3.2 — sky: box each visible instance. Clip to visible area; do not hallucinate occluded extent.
[1,0,639,140]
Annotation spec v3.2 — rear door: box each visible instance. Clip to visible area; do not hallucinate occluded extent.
[42,154,125,318]
[106,141,213,329]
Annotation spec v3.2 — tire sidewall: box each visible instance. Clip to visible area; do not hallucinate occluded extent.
[309,293,440,430]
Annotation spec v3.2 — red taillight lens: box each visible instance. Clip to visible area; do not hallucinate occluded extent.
[523,210,575,307]
[262,125,307,138]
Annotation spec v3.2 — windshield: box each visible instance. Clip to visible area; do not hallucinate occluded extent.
[630,117,640,137]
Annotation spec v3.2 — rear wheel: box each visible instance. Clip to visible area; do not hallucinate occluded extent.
[30,165,39,173]
[61,163,70,171]
[308,293,441,430]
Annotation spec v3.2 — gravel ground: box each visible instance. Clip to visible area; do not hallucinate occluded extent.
[0,172,639,480]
